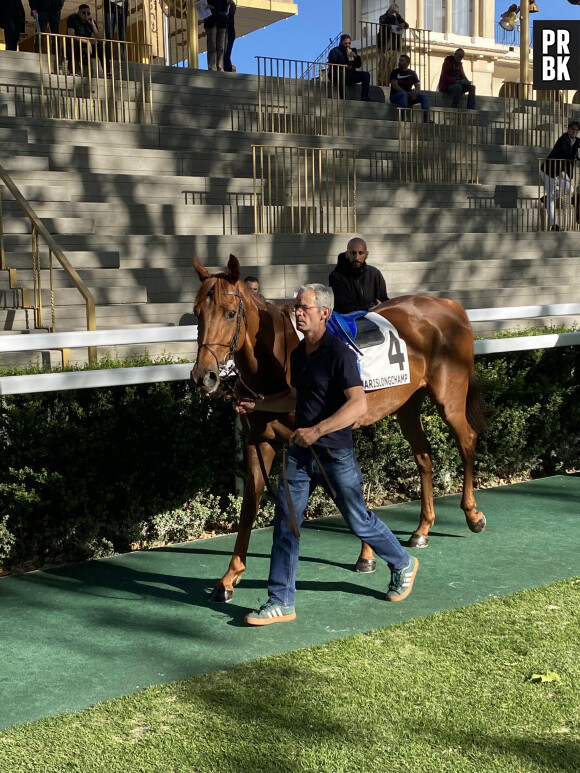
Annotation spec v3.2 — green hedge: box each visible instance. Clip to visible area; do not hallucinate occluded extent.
[0,338,578,572]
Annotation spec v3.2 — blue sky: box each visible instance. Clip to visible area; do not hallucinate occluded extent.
[209,0,580,75]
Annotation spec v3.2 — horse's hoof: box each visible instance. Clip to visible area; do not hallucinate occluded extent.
[355,558,376,573]
[209,584,233,604]
[407,533,429,548]
[468,512,486,533]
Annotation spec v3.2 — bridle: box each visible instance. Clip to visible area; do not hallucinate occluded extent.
[196,287,263,400]
[196,289,247,374]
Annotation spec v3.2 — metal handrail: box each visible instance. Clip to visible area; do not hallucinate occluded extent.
[0,162,97,361]
[303,32,342,80]
[38,32,154,125]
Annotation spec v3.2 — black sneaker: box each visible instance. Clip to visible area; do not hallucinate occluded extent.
[386,556,418,602]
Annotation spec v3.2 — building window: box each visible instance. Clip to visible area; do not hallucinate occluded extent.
[361,0,384,24]
[453,0,473,36]
[424,0,445,33]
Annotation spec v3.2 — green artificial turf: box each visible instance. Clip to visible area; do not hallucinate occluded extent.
[0,578,578,773]
[0,474,579,735]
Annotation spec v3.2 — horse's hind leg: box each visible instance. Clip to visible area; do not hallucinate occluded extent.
[430,376,486,535]
[210,441,275,603]
[396,390,436,548]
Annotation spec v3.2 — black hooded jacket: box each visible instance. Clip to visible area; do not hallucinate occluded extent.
[329,252,388,315]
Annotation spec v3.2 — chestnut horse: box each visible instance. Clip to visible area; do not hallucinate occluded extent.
[191,254,486,603]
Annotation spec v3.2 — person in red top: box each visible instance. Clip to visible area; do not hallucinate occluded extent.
[437,48,476,110]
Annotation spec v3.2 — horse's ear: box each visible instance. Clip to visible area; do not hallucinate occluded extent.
[192,255,210,281]
[227,254,241,283]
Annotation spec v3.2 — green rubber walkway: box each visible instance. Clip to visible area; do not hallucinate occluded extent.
[0,474,578,730]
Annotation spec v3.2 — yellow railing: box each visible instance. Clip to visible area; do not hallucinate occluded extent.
[537,158,580,232]
[397,108,479,184]
[503,83,564,147]
[0,163,97,361]
[257,57,347,137]
[38,32,153,124]
[252,145,356,234]
[93,0,196,67]
[359,22,431,90]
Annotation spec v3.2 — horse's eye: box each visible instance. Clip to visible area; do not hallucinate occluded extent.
[227,310,236,320]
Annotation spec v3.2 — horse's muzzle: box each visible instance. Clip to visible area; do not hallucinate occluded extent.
[190,365,220,395]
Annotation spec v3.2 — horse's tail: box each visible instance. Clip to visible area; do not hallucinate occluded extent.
[466,370,486,435]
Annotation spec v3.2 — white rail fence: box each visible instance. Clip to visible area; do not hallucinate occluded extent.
[0,303,579,396]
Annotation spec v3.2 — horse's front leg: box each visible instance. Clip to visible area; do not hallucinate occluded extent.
[210,442,275,603]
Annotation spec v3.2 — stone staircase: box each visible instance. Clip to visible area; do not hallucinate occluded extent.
[0,48,578,365]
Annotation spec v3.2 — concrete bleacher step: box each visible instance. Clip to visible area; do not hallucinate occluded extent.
[0,53,578,351]
[2,250,121,270]
[1,216,95,235]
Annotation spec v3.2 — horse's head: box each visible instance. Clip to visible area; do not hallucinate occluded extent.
[190,254,248,395]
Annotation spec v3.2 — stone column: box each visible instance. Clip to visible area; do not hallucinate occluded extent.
[445,0,453,36]
[473,0,480,38]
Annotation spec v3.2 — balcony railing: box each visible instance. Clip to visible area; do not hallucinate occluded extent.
[494,22,533,48]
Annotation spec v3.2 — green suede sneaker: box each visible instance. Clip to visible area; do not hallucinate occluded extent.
[386,555,419,602]
[246,601,296,626]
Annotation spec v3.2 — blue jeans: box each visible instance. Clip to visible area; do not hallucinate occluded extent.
[390,90,429,120]
[267,445,409,606]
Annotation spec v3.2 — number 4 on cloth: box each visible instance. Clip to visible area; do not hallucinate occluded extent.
[388,330,405,370]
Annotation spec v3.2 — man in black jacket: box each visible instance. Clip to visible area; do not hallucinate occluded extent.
[328,33,372,101]
[328,237,388,314]
[540,120,580,231]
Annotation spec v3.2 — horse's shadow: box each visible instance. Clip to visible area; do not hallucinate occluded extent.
[7,523,463,626]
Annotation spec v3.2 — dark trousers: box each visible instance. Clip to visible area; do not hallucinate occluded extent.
[345,70,370,99]
[3,18,22,50]
[33,11,61,52]
[224,29,235,72]
[446,79,476,109]
[105,8,126,63]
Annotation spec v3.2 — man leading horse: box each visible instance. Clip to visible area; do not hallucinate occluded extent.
[191,254,486,605]
[235,283,418,625]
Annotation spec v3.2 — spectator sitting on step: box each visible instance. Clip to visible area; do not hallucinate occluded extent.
[437,48,476,110]
[244,276,265,300]
[0,0,25,51]
[328,33,373,102]
[29,0,64,53]
[67,4,104,75]
[540,119,580,232]
[378,3,409,53]
[328,237,388,315]
[389,53,429,122]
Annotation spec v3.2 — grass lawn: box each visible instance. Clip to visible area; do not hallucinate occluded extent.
[1,578,578,773]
